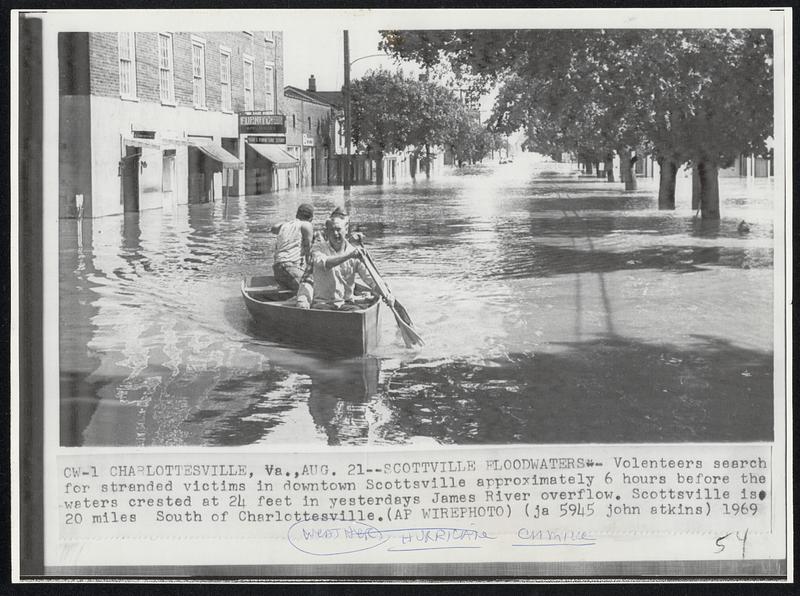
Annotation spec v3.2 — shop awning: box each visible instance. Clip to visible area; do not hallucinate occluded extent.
[189,140,244,170]
[123,136,162,150]
[247,143,298,169]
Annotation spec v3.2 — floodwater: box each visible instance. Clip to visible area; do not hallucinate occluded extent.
[60,156,777,446]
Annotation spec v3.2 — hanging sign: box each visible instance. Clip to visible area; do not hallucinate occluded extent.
[238,112,286,134]
[247,135,286,144]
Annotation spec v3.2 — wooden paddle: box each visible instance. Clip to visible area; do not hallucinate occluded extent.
[354,241,424,348]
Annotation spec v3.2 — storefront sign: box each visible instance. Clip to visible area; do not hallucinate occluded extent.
[132,130,156,139]
[238,112,286,134]
[302,134,314,147]
[246,135,286,144]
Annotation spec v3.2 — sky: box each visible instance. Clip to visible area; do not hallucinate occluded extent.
[281,26,499,122]
[282,27,417,92]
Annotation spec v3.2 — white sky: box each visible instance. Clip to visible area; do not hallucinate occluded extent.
[283,27,417,92]
[34,8,784,124]
[282,26,500,121]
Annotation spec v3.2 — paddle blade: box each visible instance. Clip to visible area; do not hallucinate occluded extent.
[389,306,425,348]
[359,245,423,347]
[392,299,416,328]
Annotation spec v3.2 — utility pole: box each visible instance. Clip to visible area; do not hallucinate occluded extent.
[343,30,351,190]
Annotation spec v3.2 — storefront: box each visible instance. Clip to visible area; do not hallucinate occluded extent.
[186,138,243,204]
[245,142,298,193]
[238,112,295,194]
[118,132,243,212]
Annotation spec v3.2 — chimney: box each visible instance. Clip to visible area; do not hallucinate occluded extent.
[307,75,316,92]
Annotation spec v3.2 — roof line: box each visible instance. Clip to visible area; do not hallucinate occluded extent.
[284,85,339,107]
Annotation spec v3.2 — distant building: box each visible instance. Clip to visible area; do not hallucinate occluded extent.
[284,78,374,185]
[58,30,296,218]
[284,75,447,185]
[284,76,337,186]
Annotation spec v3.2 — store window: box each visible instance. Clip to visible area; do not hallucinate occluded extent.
[162,150,176,192]
[118,32,137,99]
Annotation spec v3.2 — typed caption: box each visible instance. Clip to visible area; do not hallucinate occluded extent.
[53,444,780,566]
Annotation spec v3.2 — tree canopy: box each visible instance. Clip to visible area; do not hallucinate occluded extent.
[381,29,773,217]
[348,68,495,179]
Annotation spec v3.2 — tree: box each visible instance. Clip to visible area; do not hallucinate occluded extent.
[348,69,466,182]
[349,69,416,184]
[450,110,493,166]
[407,78,462,178]
[670,29,772,218]
[382,29,773,218]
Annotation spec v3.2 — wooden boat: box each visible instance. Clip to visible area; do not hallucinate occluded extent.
[241,275,381,355]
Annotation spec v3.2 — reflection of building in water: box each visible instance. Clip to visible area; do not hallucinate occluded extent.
[59,218,103,445]
[58,30,292,219]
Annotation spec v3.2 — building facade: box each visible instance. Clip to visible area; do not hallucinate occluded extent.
[59,30,294,219]
[283,76,445,186]
[284,77,336,187]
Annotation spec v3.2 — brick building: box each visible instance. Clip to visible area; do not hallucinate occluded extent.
[284,76,338,187]
[59,30,295,218]
[284,75,424,186]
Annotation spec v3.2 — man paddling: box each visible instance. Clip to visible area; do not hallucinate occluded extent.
[297,211,390,311]
[270,203,314,291]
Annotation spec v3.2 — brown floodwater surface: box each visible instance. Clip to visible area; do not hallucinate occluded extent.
[59,157,776,446]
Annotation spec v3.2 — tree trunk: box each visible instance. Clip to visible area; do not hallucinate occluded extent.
[410,154,417,180]
[604,156,615,182]
[657,157,678,210]
[691,165,701,211]
[375,151,384,185]
[595,161,603,178]
[425,144,431,179]
[584,161,593,175]
[617,147,625,183]
[695,160,720,219]
[623,149,637,190]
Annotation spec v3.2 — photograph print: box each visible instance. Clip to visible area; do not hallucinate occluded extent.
[57,21,780,448]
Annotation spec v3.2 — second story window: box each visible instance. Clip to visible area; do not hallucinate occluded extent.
[264,64,274,113]
[264,31,274,44]
[220,48,232,112]
[158,33,175,104]
[191,38,206,108]
[118,32,137,98]
[292,114,296,130]
[243,56,254,111]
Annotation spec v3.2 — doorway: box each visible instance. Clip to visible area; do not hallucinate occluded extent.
[122,146,141,212]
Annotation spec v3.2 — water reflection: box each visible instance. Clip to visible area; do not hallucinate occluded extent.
[59,158,776,446]
[60,217,105,445]
[380,336,773,443]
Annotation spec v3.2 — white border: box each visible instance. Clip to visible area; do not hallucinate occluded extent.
[12,7,792,581]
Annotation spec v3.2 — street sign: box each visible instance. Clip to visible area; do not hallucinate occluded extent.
[238,112,286,134]
[246,135,286,144]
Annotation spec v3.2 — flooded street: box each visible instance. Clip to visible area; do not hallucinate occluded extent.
[60,156,775,446]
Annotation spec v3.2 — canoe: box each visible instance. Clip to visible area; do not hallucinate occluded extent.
[241,275,381,355]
